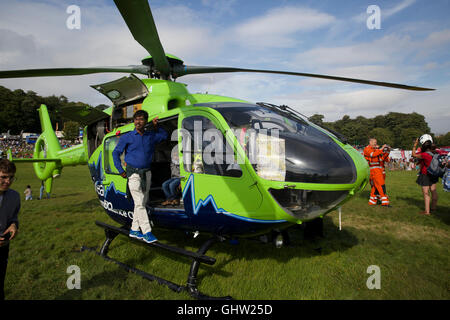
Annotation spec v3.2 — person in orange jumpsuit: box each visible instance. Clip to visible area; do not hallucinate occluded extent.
[364,138,390,207]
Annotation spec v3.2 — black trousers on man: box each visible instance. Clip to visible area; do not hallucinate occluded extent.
[0,245,9,300]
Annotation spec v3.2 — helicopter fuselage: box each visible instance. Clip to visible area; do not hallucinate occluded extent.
[80,78,369,238]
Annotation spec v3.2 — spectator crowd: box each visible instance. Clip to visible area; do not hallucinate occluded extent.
[0,139,33,158]
[0,138,75,158]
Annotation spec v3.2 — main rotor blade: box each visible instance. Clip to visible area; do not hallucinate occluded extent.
[114,0,170,78]
[174,66,435,91]
[0,66,150,79]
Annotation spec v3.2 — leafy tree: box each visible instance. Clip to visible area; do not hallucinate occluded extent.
[0,85,76,134]
[309,114,324,126]
[398,128,423,149]
[435,132,450,146]
[63,121,81,143]
[369,127,394,146]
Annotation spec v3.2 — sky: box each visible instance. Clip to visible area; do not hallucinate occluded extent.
[0,0,449,134]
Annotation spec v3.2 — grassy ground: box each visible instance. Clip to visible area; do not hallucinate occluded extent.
[4,163,449,300]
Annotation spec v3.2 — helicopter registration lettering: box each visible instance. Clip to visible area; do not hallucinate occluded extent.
[95,184,104,197]
[100,198,134,219]
[95,183,133,219]
[100,200,133,220]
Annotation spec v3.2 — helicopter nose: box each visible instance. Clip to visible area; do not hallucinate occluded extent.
[282,132,356,184]
[268,132,357,221]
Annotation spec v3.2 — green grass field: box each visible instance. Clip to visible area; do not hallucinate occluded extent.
[4,163,449,300]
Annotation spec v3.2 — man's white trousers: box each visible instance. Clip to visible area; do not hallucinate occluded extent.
[128,172,152,234]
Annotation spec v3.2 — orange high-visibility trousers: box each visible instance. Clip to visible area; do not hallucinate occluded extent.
[369,168,389,206]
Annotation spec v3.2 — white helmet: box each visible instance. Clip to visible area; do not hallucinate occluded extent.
[419,134,433,145]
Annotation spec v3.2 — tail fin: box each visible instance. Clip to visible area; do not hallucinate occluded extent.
[32,104,63,184]
[10,104,88,194]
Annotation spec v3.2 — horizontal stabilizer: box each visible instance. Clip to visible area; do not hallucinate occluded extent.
[8,157,61,163]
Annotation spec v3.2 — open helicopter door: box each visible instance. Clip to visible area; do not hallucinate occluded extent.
[90,74,149,107]
[178,111,263,233]
[91,74,149,129]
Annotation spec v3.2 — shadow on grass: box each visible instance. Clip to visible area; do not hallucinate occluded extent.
[192,216,359,286]
[357,190,371,200]
[397,196,450,225]
[56,269,129,300]
[77,216,358,299]
[50,193,84,199]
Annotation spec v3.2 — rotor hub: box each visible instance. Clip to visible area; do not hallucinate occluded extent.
[141,54,183,68]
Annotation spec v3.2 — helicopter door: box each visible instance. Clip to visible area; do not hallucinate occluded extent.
[101,132,134,222]
[90,74,149,106]
[178,112,263,219]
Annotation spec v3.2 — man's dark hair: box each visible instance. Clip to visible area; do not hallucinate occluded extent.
[0,159,16,174]
[133,110,149,121]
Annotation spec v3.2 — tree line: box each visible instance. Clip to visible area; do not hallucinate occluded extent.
[309,113,450,149]
[0,85,448,148]
[0,86,106,142]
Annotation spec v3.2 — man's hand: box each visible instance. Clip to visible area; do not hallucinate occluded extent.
[152,116,159,127]
[0,223,18,244]
[120,172,127,178]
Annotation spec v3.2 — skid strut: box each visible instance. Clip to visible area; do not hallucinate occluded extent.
[81,221,231,300]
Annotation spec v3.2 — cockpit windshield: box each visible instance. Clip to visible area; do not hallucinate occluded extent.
[196,102,356,184]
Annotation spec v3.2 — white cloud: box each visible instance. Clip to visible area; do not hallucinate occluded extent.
[294,34,414,67]
[231,6,336,48]
[292,29,450,89]
[183,73,289,103]
[352,0,416,23]
[200,0,237,16]
[384,0,417,18]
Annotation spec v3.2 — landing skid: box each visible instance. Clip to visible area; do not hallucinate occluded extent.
[81,221,232,300]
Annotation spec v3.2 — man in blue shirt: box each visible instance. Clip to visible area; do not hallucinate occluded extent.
[112,110,168,243]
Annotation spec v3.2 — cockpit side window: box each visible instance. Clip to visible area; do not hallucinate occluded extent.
[181,115,242,178]
[104,134,125,174]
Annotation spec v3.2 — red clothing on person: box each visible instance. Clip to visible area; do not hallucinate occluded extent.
[418,151,433,175]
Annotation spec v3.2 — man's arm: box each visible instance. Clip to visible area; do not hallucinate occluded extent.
[155,126,168,143]
[150,116,168,143]
[9,197,20,231]
[364,147,384,159]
